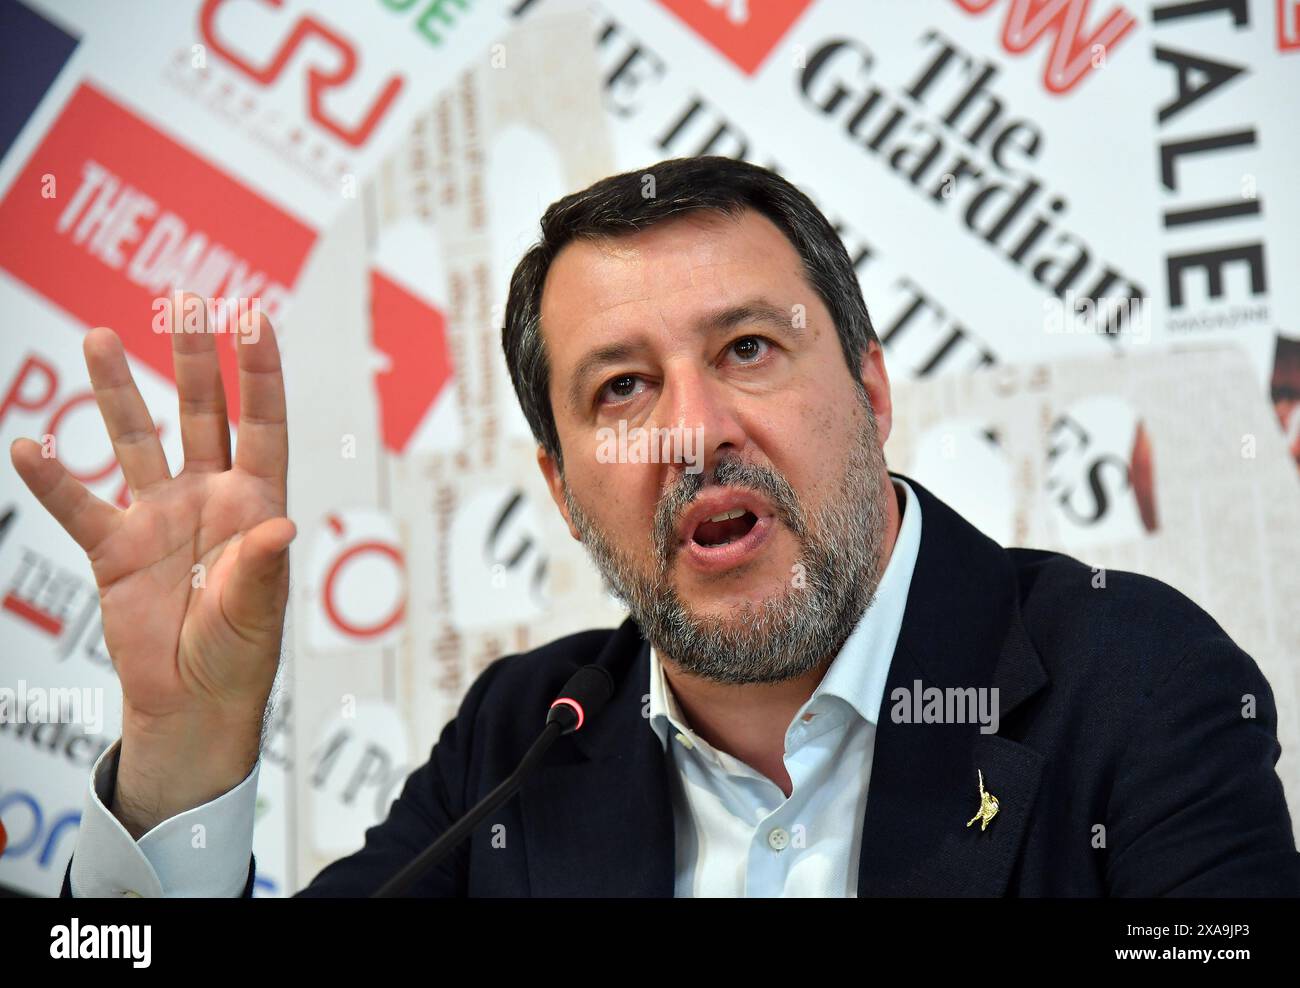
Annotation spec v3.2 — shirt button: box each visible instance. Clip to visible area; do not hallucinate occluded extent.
[767,828,790,851]
[673,731,694,750]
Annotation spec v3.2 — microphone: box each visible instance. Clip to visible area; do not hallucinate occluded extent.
[371,664,615,897]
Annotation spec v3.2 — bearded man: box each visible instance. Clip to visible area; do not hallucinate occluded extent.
[19,156,1298,898]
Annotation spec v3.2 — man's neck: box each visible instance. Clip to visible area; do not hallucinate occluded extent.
[661,657,831,797]
[658,473,904,797]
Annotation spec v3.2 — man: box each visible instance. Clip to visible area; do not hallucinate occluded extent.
[13,156,1299,897]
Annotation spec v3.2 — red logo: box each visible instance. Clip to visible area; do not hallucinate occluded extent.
[1279,0,1300,50]
[369,270,452,454]
[199,0,404,148]
[655,0,817,75]
[955,0,1137,94]
[0,83,316,422]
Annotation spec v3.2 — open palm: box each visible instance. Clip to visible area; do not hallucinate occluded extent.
[10,300,294,730]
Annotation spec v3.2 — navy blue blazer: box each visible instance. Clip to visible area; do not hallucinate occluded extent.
[63,476,1300,896]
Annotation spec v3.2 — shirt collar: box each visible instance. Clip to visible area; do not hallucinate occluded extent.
[648,475,923,750]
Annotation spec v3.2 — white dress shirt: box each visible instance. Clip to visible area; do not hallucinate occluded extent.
[648,477,922,896]
[68,478,920,897]
[71,737,259,897]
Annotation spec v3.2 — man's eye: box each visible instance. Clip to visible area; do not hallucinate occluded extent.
[599,374,643,405]
[729,336,770,362]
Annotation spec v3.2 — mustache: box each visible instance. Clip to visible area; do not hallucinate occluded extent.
[652,457,808,564]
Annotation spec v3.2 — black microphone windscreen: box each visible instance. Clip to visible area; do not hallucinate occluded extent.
[554,664,615,721]
[543,663,613,733]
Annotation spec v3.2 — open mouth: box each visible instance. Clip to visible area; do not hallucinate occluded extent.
[690,508,759,547]
[682,509,774,572]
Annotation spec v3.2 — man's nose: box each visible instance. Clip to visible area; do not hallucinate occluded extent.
[657,363,747,479]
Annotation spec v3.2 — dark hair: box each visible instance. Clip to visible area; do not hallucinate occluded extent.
[501,156,878,468]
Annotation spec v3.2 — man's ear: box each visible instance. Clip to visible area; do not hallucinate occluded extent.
[858,340,893,446]
[537,445,582,541]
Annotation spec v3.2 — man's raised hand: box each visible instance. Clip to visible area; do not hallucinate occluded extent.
[9,295,294,837]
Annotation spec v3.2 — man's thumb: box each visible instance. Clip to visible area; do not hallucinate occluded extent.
[222,517,296,635]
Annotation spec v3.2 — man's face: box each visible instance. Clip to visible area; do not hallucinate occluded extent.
[537,208,897,684]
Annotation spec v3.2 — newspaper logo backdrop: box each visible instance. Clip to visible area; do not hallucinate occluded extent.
[2,0,1299,896]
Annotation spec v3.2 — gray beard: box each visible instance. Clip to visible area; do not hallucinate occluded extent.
[563,396,890,685]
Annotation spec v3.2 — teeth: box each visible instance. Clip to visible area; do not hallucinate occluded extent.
[706,508,747,523]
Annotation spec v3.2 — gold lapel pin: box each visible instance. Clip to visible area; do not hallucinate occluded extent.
[966,769,999,832]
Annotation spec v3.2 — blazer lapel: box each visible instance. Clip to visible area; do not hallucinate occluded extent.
[518,622,676,896]
[858,476,1049,896]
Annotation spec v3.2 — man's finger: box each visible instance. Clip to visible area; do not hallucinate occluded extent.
[83,327,171,494]
[219,516,295,638]
[232,311,287,499]
[9,438,121,554]
[170,292,232,473]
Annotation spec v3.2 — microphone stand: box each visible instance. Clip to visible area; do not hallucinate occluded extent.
[371,721,564,897]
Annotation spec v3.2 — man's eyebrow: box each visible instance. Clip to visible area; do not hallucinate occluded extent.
[565,298,804,412]
[699,299,804,340]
